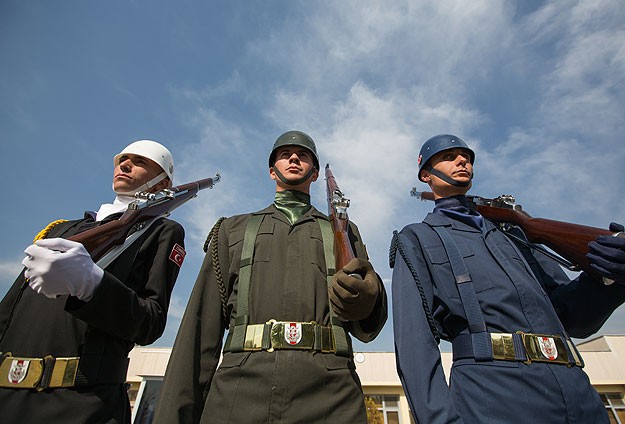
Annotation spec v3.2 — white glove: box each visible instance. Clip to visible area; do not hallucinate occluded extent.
[22,238,104,302]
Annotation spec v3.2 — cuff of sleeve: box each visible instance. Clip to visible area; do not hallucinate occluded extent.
[352,276,387,342]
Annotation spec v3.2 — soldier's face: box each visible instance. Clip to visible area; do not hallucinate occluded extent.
[113,154,168,194]
[421,148,473,196]
[270,146,319,192]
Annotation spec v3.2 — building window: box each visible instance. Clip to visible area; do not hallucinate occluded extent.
[601,393,625,424]
[132,379,163,424]
[367,395,401,424]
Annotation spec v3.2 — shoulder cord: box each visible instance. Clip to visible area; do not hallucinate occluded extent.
[203,217,228,322]
[390,230,441,343]
[33,219,69,243]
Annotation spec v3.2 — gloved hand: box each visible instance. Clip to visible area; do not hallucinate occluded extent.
[587,222,625,284]
[329,258,381,321]
[22,238,104,301]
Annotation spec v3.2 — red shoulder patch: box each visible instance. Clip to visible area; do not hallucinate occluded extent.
[169,243,186,268]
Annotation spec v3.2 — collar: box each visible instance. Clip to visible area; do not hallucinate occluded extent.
[273,190,312,225]
[428,195,484,231]
[253,203,328,225]
[95,195,135,221]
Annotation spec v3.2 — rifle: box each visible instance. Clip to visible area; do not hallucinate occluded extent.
[411,188,620,280]
[325,164,358,273]
[70,174,220,263]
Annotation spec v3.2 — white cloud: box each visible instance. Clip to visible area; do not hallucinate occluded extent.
[0,259,22,292]
[166,293,188,321]
[168,0,625,345]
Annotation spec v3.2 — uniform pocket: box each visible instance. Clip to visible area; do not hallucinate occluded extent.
[254,221,274,262]
[218,351,251,369]
[425,242,494,299]
[204,352,253,422]
[320,353,355,371]
[309,232,326,273]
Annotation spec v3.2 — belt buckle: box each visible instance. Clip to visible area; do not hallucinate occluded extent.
[519,332,569,365]
[0,355,44,389]
[0,355,79,390]
[48,357,80,389]
[244,323,267,351]
[269,321,316,351]
[490,333,515,361]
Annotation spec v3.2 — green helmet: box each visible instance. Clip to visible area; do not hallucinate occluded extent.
[269,130,320,170]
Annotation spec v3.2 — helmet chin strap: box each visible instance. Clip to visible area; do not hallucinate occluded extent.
[425,166,473,187]
[113,172,167,196]
[273,166,316,186]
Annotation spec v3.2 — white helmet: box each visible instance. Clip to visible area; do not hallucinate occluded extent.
[114,139,174,181]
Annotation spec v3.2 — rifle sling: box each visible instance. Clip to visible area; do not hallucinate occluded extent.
[96,215,165,269]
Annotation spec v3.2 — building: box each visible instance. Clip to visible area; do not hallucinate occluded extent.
[126,335,625,423]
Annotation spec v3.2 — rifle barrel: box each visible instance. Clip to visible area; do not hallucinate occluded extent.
[416,191,611,277]
[69,174,220,261]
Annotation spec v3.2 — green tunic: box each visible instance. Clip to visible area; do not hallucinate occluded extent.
[154,204,387,423]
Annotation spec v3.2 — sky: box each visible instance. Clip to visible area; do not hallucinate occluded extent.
[1,0,624,352]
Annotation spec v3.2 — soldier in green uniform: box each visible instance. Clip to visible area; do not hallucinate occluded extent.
[154,130,387,424]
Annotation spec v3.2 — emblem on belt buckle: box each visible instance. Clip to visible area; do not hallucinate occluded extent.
[285,322,302,346]
[8,359,30,384]
[538,336,558,361]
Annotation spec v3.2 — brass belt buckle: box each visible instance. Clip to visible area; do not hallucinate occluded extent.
[519,332,569,365]
[244,323,268,351]
[490,333,515,361]
[270,321,317,350]
[0,355,44,389]
[48,357,80,389]
[0,355,79,390]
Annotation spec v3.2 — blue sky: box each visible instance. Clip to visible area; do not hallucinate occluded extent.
[1,0,624,352]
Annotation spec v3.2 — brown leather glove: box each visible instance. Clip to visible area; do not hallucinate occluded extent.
[329,258,381,321]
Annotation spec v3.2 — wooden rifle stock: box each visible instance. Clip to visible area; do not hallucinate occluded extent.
[413,190,612,275]
[70,174,220,262]
[325,164,356,271]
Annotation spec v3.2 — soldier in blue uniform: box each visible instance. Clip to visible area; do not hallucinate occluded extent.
[390,134,625,423]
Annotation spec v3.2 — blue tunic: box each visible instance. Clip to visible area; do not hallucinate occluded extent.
[391,196,625,423]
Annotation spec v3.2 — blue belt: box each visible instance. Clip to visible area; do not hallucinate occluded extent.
[452,332,583,367]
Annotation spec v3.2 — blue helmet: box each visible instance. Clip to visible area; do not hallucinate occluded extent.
[418,134,475,187]
[418,134,474,176]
